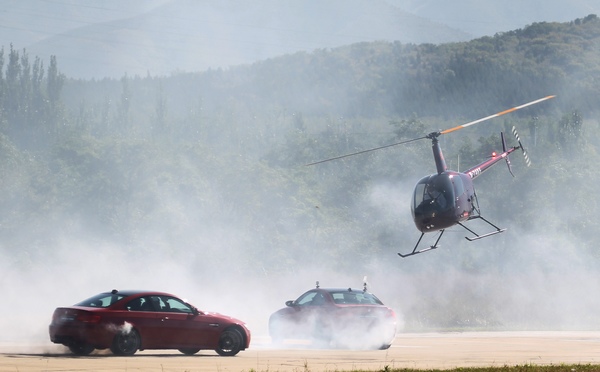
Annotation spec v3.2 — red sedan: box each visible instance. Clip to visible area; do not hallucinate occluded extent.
[268,283,396,349]
[49,289,251,356]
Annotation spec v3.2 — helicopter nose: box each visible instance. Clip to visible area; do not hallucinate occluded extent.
[414,217,435,232]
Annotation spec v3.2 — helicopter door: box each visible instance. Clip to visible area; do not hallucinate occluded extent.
[453,173,476,219]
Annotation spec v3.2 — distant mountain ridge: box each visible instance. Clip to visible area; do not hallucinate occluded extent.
[23,0,469,79]
[4,0,600,80]
[384,0,600,37]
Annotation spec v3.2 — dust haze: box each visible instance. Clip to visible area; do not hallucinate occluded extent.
[2,1,600,357]
[2,147,599,353]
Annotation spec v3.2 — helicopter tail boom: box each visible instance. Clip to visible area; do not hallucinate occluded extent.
[464,133,519,180]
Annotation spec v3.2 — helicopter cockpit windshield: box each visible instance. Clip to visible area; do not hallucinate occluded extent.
[412,174,455,213]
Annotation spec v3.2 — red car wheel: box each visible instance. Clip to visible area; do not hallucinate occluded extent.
[110,329,140,356]
[178,348,201,355]
[215,328,243,356]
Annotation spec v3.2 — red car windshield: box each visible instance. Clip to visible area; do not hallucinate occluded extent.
[75,293,127,308]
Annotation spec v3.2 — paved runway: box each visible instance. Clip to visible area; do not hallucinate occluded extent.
[1,332,600,371]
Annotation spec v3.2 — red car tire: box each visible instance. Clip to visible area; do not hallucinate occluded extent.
[68,342,94,355]
[215,328,244,356]
[110,329,140,356]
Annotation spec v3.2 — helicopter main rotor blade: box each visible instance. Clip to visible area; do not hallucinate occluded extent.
[440,95,556,135]
[305,135,427,166]
[306,95,555,166]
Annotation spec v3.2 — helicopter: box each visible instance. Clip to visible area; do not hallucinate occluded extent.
[306,95,555,258]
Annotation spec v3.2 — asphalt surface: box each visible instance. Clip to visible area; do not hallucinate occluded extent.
[1,332,600,371]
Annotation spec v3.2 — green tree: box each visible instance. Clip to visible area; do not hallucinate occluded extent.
[116,74,131,131]
[558,110,583,152]
[153,80,167,138]
[46,55,65,136]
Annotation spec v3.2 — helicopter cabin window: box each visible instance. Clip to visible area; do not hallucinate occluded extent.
[450,174,465,197]
[413,175,455,211]
[413,181,428,210]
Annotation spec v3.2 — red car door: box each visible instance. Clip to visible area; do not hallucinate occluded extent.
[148,296,221,348]
[118,296,168,349]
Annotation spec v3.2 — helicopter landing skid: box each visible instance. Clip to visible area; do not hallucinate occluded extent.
[398,216,506,258]
[398,230,445,258]
[459,215,506,241]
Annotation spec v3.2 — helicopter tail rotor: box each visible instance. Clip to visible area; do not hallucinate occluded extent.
[511,126,532,167]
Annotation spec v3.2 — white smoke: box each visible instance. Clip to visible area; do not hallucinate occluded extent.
[106,321,133,335]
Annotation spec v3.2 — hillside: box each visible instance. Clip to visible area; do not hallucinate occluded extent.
[57,14,600,126]
[6,1,600,79]
[385,0,600,37]
[24,0,468,79]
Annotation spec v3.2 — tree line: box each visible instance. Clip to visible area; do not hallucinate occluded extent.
[0,44,66,150]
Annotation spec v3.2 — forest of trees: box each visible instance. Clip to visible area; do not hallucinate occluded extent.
[2,15,600,330]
